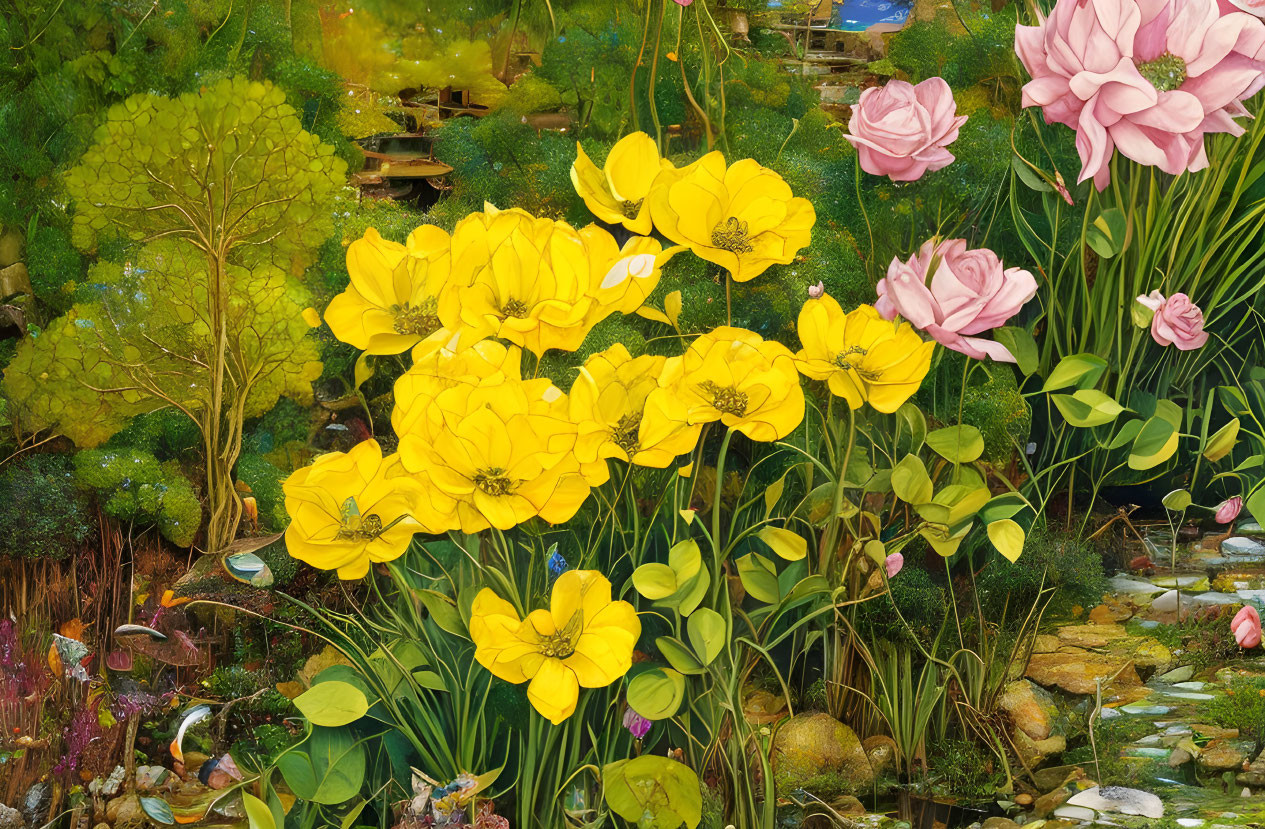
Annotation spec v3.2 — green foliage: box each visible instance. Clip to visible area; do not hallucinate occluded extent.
[926,738,1004,799]
[106,408,201,461]
[886,9,1019,89]
[0,452,92,559]
[976,526,1106,619]
[24,224,83,312]
[236,453,287,531]
[73,448,201,546]
[856,561,946,645]
[1208,675,1265,739]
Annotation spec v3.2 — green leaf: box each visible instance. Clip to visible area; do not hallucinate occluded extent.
[896,401,927,453]
[656,636,705,675]
[979,492,1030,523]
[1247,487,1265,530]
[987,519,1025,563]
[1107,418,1144,450]
[1043,353,1108,392]
[1085,207,1128,257]
[675,564,710,618]
[686,609,726,666]
[632,563,678,601]
[891,454,933,505]
[1203,418,1240,462]
[416,589,466,639]
[243,793,276,829]
[1051,389,1126,428]
[1128,416,1180,470]
[926,425,985,463]
[627,667,686,720]
[736,553,780,604]
[294,681,369,727]
[140,797,176,825]
[1162,489,1192,511]
[756,526,807,561]
[1011,155,1053,193]
[603,755,702,829]
[993,327,1039,376]
[763,474,786,518]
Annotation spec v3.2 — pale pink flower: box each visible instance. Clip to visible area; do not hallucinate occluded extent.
[1221,0,1265,17]
[1215,495,1243,523]
[1232,605,1262,648]
[1015,0,1265,190]
[808,281,825,299]
[876,239,1038,362]
[885,552,904,578]
[1136,290,1210,350]
[845,78,967,182]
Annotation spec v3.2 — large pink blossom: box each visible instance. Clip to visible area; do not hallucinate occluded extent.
[876,239,1038,362]
[845,78,967,182]
[1136,290,1210,349]
[1232,605,1262,648]
[1015,0,1265,190]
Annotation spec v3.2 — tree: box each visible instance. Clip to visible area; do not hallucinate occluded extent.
[4,76,345,552]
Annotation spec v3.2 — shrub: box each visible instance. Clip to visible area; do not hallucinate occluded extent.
[73,448,201,546]
[0,453,92,559]
[976,526,1106,619]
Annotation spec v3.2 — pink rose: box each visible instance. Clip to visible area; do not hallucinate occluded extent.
[876,239,1038,362]
[1220,0,1265,16]
[1015,0,1265,190]
[845,78,967,182]
[1215,495,1243,523]
[885,552,904,578]
[1136,290,1210,350]
[1232,605,1262,648]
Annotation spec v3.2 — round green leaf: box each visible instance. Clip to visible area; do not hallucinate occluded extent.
[686,609,726,666]
[1128,416,1179,470]
[891,454,933,505]
[632,563,678,601]
[736,553,780,604]
[627,667,685,720]
[603,755,702,829]
[987,519,1025,563]
[926,425,985,463]
[1042,353,1108,392]
[1051,389,1126,428]
[1161,489,1192,511]
[656,636,705,675]
[756,526,807,561]
[294,680,369,727]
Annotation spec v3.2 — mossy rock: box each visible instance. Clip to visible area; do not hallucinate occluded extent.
[771,712,873,796]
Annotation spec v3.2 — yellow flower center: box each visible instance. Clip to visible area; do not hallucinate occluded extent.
[391,298,440,336]
[474,467,518,496]
[710,217,754,255]
[1137,52,1187,93]
[610,411,642,455]
[501,297,531,319]
[336,514,385,541]
[620,198,644,219]
[536,630,578,658]
[699,381,748,417]
[833,346,881,381]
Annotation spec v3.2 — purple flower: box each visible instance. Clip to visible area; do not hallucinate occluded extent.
[622,706,652,739]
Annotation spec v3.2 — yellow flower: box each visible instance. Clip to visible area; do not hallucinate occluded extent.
[649,326,805,442]
[447,206,599,356]
[397,378,589,533]
[324,227,455,354]
[470,570,641,724]
[795,297,934,413]
[570,132,667,235]
[580,224,681,317]
[282,440,454,579]
[648,151,815,282]
[391,331,523,439]
[570,344,702,479]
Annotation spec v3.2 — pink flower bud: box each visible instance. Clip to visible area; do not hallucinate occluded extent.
[808,281,825,299]
[1215,496,1243,524]
[1232,605,1262,649]
[885,552,904,578]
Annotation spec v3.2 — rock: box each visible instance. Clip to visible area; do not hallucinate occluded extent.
[1014,731,1066,768]
[1109,575,1165,595]
[0,804,23,829]
[1066,786,1164,819]
[1055,623,1132,648]
[862,735,897,778]
[1151,589,1183,612]
[1025,652,1142,695]
[1168,747,1193,767]
[1156,665,1195,683]
[1191,723,1239,739]
[135,764,169,791]
[831,795,865,815]
[1103,635,1172,669]
[743,688,788,725]
[1223,536,1265,556]
[100,765,127,797]
[981,819,1020,829]
[1052,804,1097,821]
[1198,740,1247,771]
[1033,764,1089,793]
[105,795,146,827]
[1235,751,1265,787]
[1088,601,1133,623]
[1032,634,1061,653]
[1000,680,1059,741]
[771,712,873,795]
[1014,793,1033,806]
[20,782,50,829]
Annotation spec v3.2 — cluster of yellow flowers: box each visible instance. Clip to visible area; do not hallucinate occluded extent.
[282,135,937,721]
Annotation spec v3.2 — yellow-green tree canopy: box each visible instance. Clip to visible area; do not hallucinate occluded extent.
[64,76,346,271]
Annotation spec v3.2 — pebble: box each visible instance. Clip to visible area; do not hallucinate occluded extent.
[1109,575,1165,595]
[1151,589,1183,612]
[1222,537,1265,556]
[1156,665,1195,683]
[1067,785,1164,819]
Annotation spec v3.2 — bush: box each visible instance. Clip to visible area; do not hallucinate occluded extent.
[73,448,201,546]
[976,526,1106,619]
[0,453,92,559]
